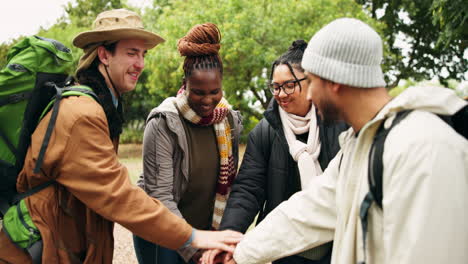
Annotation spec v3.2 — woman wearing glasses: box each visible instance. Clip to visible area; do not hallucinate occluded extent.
[213,40,347,264]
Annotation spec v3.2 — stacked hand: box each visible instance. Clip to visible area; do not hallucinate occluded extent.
[191,230,242,264]
[201,248,237,264]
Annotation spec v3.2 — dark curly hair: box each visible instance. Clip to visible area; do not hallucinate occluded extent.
[269,40,308,90]
[177,23,223,77]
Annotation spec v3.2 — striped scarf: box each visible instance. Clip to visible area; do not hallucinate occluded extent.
[175,91,236,229]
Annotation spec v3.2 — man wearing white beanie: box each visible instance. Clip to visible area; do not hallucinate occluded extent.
[207,18,468,264]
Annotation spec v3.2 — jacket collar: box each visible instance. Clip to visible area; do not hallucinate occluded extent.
[379,85,466,119]
[364,85,466,132]
[263,99,283,131]
[340,85,468,146]
[146,97,178,122]
[78,67,124,139]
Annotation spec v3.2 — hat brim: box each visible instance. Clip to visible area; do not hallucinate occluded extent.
[73,28,165,49]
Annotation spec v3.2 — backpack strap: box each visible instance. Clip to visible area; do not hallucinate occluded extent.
[61,86,98,101]
[0,91,32,107]
[256,120,275,221]
[33,84,97,174]
[363,105,466,213]
[11,181,56,205]
[440,104,468,139]
[33,83,63,174]
[368,110,412,209]
[27,240,43,264]
[0,128,18,160]
[358,110,412,264]
[260,120,274,160]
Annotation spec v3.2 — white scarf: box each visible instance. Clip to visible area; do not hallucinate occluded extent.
[279,105,322,189]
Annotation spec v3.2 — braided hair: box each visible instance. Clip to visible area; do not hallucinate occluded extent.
[270,40,308,90]
[177,23,223,77]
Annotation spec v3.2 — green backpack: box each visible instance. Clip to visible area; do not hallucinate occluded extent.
[0,36,97,262]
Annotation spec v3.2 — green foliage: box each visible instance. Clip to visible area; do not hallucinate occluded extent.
[142,0,375,134]
[355,0,467,88]
[11,0,465,139]
[65,0,124,27]
[389,78,462,97]
[0,42,16,69]
[240,115,260,143]
[119,121,145,144]
[1,0,127,70]
[35,0,129,72]
[431,0,468,49]
[0,0,379,138]
[121,70,157,122]
[120,128,144,144]
[389,79,417,97]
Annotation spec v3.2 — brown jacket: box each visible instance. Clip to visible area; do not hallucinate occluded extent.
[0,96,191,263]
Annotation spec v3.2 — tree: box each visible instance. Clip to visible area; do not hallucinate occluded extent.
[142,0,378,130]
[65,0,124,27]
[29,0,128,71]
[355,0,467,88]
[431,0,468,49]
[0,42,15,69]
[1,0,125,69]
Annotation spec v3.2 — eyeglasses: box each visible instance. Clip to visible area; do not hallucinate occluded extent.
[269,77,307,95]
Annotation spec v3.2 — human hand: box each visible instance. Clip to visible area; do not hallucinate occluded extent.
[191,229,243,253]
[225,258,237,264]
[192,250,203,264]
[201,249,236,264]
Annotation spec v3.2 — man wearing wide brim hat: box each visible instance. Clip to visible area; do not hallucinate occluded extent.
[73,8,164,75]
[0,8,242,264]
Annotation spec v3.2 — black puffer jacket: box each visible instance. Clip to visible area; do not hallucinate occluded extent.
[220,100,347,263]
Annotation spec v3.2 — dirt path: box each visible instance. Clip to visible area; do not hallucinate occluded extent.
[113,223,138,264]
[113,148,142,264]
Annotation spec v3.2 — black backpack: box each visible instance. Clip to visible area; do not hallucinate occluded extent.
[358,105,468,264]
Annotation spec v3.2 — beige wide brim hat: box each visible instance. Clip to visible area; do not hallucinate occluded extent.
[73,8,164,50]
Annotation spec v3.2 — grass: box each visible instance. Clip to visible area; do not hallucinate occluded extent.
[118,144,143,159]
[118,144,143,183]
[120,157,142,184]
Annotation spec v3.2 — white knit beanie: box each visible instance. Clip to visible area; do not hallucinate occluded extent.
[301,18,386,88]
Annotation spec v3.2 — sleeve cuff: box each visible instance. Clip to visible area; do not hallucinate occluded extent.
[180,228,196,249]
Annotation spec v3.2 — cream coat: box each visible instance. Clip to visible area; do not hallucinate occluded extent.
[234,85,468,264]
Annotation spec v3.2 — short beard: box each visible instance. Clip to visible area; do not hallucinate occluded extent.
[317,99,340,126]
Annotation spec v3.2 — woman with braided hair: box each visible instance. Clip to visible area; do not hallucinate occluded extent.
[133,23,242,264]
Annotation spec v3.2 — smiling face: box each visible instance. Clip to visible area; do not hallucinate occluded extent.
[186,69,223,117]
[100,39,147,94]
[272,64,311,117]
